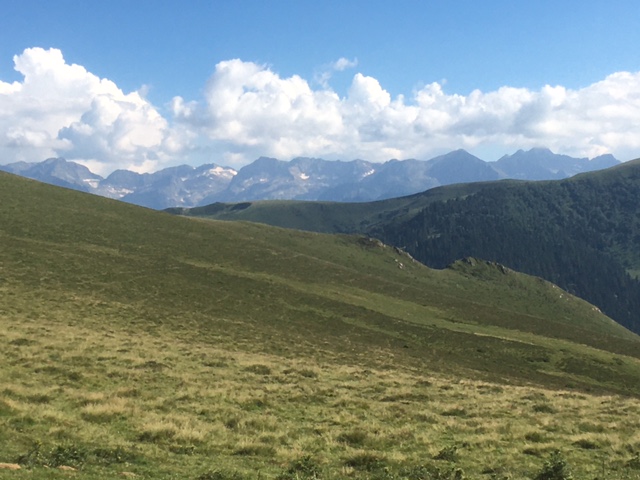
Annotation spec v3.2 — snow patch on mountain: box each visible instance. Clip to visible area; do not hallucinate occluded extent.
[206,166,237,178]
[82,178,100,188]
[0,149,622,209]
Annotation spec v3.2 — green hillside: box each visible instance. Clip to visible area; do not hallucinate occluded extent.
[2,171,640,479]
[176,160,640,334]
[165,181,491,234]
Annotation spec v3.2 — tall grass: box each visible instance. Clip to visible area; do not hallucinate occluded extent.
[2,313,640,479]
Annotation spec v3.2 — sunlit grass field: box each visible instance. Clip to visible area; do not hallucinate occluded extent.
[3,313,640,479]
[1,171,640,478]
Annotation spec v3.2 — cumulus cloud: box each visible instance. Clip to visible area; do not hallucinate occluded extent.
[173,60,640,165]
[332,57,358,71]
[2,48,640,175]
[173,59,346,164]
[0,47,185,174]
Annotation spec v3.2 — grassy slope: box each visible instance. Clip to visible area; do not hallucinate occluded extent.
[167,181,520,234]
[2,171,640,479]
[178,160,640,275]
[174,160,640,275]
[176,161,640,333]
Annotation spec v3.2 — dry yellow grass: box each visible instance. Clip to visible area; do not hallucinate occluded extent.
[2,312,640,479]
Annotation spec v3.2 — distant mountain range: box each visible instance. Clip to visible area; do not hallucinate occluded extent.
[0,148,620,209]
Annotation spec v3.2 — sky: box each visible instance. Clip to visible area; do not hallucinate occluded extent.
[1,0,640,175]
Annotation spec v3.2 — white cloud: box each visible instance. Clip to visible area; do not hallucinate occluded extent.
[175,59,640,164]
[332,57,358,71]
[172,59,347,163]
[0,47,185,173]
[2,48,640,175]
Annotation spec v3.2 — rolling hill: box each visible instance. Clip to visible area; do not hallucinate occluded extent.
[2,170,640,479]
[175,159,640,335]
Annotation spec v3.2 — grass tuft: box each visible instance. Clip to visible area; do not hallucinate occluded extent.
[336,429,369,447]
[343,451,387,471]
[434,445,459,462]
[533,450,573,480]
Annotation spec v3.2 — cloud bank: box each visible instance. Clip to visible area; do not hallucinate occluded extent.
[0,47,185,174]
[2,47,640,174]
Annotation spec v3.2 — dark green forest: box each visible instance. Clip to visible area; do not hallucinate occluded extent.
[370,165,640,333]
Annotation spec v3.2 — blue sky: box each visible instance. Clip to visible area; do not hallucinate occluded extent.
[1,0,640,173]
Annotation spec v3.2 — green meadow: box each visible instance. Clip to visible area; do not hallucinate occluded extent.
[175,159,640,334]
[1,171,640,479]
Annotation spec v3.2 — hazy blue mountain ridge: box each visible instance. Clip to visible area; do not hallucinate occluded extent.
[495,148,619,180]
[1,157,102,192]
[0,148,620,209]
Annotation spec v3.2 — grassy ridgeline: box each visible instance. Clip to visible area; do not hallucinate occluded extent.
[179,160,640,334]
[1,171,640,479]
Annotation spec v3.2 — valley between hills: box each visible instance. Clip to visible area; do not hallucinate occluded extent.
[1,170,640,479]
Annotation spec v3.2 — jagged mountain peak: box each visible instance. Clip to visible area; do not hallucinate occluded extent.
[492,148,621,180]
[0,148,622,209]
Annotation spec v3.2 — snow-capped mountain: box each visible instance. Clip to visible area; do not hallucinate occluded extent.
[0,160,237,209]
[0,157,102,192]
[0,149,621,209]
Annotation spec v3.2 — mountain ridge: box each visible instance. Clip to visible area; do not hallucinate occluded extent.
[0,148,620,209]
